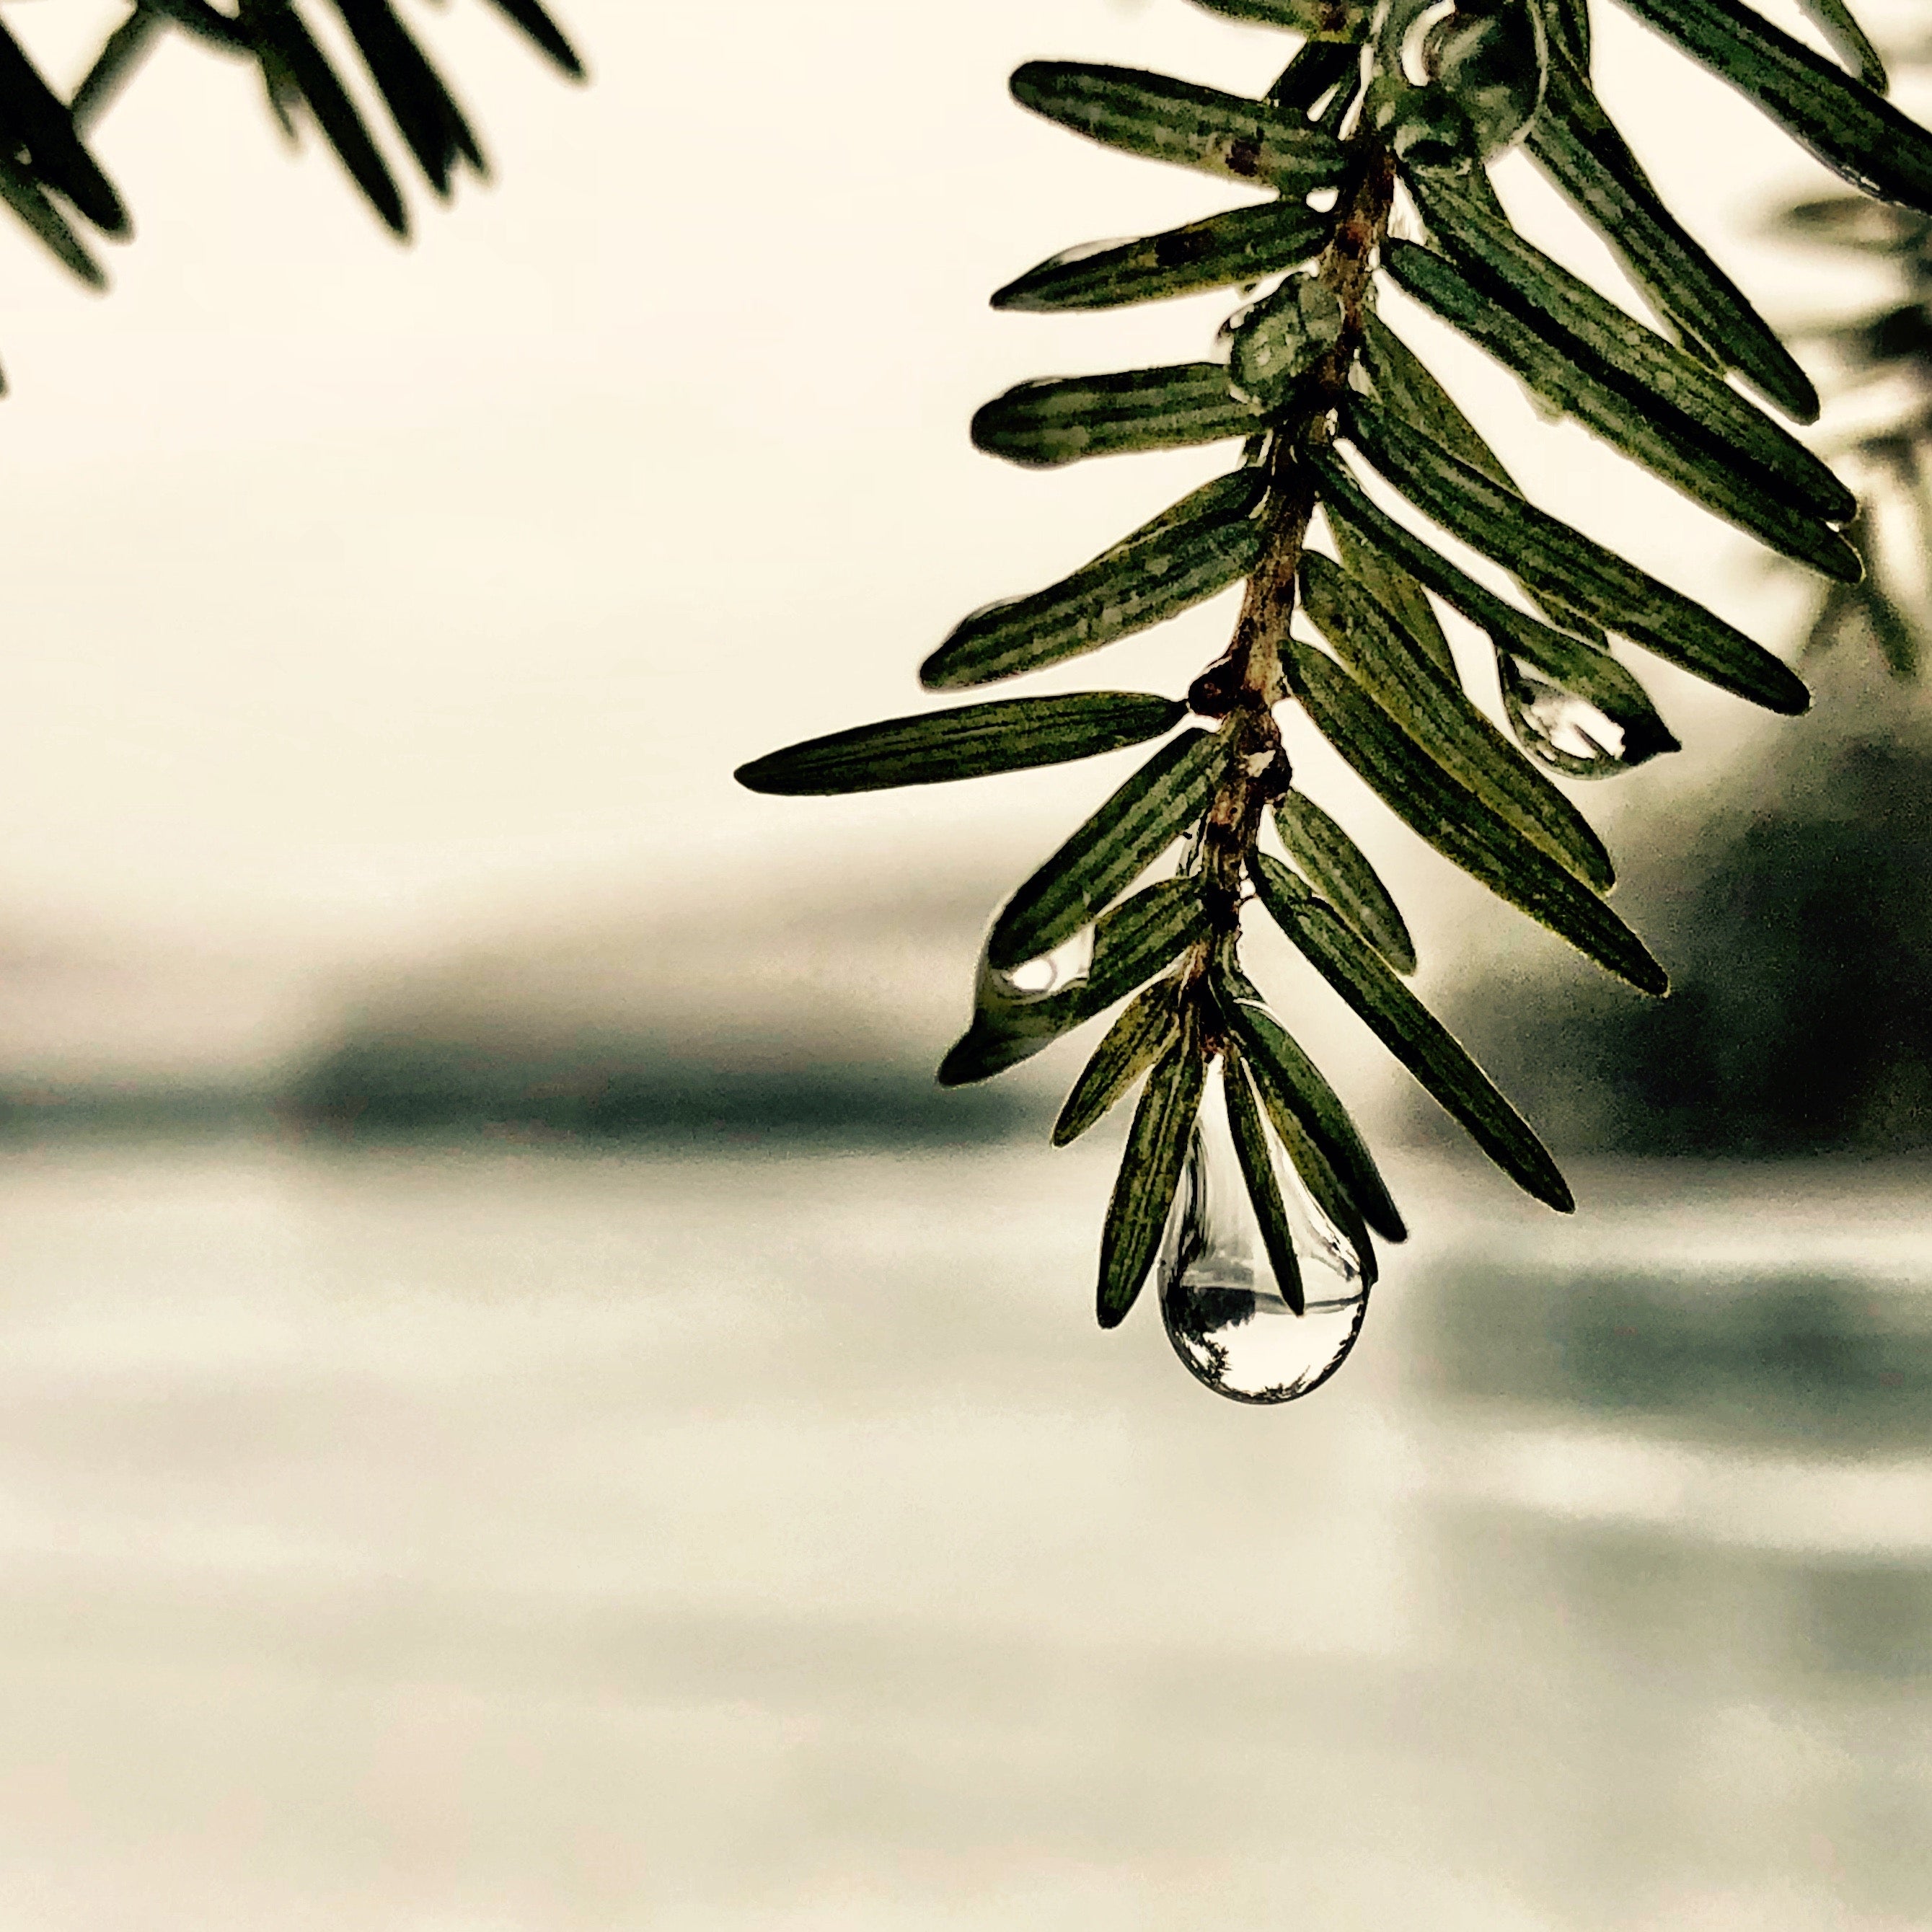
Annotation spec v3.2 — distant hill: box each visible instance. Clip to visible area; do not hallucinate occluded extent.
[287,868,1051,1145]
[0,837,1133,1147]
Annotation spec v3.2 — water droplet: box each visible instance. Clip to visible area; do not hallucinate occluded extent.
[1385,0,1547,156]
[1501,659,1629,776]
[1158,1062,1369,1404]
[1035,237,1136,270]
[990,928,1094,1003]
[1395,0,1457,87]
[1229,275,1344,410]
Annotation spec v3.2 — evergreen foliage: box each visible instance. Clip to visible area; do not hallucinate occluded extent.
[0,0,581,383]
[738,1,1932,1395]
[1776,30,1932,678]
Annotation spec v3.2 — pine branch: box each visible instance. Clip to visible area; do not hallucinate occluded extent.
[0,0,583,351]
[736,0,1917,1405]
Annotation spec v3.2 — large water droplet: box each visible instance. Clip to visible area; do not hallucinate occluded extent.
[1158,1062,1369,1404]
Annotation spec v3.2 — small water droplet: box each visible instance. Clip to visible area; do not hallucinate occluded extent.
[1503,660,1628,775]
[1229,275,1344,409]
[1426,0,1547,153]
[1396,0,1458,87]
[1158,1062,1369,1404]
[990,928,1094,1003]
[1036,237,1137,270]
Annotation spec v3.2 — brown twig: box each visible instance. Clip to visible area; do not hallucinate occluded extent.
[1186,138,1397,972]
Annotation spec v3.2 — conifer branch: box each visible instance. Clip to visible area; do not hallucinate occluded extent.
[737,0,1931,1403]
[0,0,582,379]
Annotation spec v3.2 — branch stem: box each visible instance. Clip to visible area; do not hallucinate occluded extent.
[1188,137,1397,1000]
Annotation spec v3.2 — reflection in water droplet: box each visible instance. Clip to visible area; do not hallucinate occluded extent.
[990,928,1094,1003]
[1159,1062,1369,1404]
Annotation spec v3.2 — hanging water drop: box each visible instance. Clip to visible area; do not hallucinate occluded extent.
[1501,658,1630,777]
[1437,7,1548,153]
[989,927,1094,1002]
[1158,1060,1369,1405]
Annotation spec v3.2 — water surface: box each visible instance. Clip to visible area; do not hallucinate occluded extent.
[0,1139,1926,1928]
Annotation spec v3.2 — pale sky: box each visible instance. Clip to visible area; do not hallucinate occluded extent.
[0,0,1910,976]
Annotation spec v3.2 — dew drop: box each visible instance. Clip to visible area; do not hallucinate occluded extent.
[1398,0,1458,86]
[1036,237,1137,269]
[1502,660,1629,776]
[1434,6,1547,152]
[1157,1062,1369,1405]
[990,927,1094,1003]
[1228,275,1343,410]
[1535,691,1623,762]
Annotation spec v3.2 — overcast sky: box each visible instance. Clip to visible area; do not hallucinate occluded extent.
[0,0,1911,970]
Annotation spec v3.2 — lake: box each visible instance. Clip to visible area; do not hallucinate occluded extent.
[0,1137,1926,1928]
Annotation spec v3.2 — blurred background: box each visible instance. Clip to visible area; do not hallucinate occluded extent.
[1,0,1931,1924]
